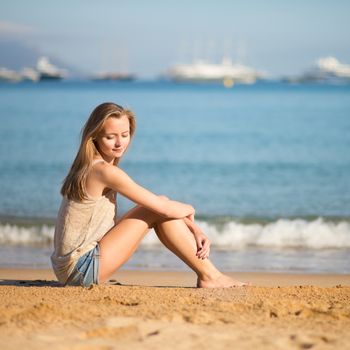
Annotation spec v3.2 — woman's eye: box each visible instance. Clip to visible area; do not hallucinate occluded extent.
[106,136,114,140]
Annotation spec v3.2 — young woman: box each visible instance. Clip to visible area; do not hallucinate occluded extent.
[51,102,250,288]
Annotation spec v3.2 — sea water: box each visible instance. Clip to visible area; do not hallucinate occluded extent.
[0,80,349,273]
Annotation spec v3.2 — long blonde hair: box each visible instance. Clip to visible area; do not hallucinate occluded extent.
[61,102,136,201]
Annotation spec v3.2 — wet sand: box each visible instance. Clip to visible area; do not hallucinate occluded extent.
[1,268,349,349]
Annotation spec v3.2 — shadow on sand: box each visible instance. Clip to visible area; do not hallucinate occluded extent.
[0,279,63,287]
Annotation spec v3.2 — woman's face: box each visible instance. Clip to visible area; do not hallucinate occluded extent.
[95,115,131,162]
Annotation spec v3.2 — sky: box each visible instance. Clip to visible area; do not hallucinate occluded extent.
[1,0,350,78]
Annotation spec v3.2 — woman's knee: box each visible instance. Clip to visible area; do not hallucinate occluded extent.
[124,205,164,228]
[120,196,170,227]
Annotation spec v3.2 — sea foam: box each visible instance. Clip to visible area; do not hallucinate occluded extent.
[1,217,349,249]
[0,223,53,245]
[194,217,350,249]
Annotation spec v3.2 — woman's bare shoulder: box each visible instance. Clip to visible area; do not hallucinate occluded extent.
[91,159,113,170]
[92,160,127,181]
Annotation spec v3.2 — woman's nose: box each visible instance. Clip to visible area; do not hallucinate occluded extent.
[115,137,121,146]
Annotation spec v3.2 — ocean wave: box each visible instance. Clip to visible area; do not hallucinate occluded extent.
[0,223,53,245]
[195,217,350,249]
[1,217,350,249]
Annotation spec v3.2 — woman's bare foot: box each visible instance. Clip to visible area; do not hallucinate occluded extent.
[197,273,251,288]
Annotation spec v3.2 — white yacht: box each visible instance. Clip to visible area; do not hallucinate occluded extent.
[167,57,265,86]
[316,57,350,78]
[36,57,65,81]
[0,68,21,82]
[287,57,350,83]
[20,67,39,82]
[90,71,136,81]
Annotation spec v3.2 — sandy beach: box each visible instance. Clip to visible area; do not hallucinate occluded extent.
[1,269,349,349]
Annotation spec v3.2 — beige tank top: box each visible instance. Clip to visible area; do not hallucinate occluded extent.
[50,159,116,284]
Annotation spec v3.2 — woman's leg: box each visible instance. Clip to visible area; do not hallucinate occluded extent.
[154,219,249,288]
[98,205,249,287]
[98,205,159,283]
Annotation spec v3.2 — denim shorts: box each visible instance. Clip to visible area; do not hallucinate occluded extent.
[65,244,100,287]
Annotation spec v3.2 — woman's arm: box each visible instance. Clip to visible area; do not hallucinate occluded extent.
[95,162,194,220]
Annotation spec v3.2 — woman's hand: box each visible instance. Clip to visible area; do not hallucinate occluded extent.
[183,217,211,259]
[194,231,211,259]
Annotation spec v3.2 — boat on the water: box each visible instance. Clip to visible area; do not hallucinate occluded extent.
[0,68,21,82]
[0,57,66,82]
[20,67,39,82]
[36,57,65,81]
[167,57,265,86]
[90,71,136,81]
[285,57,350,83]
